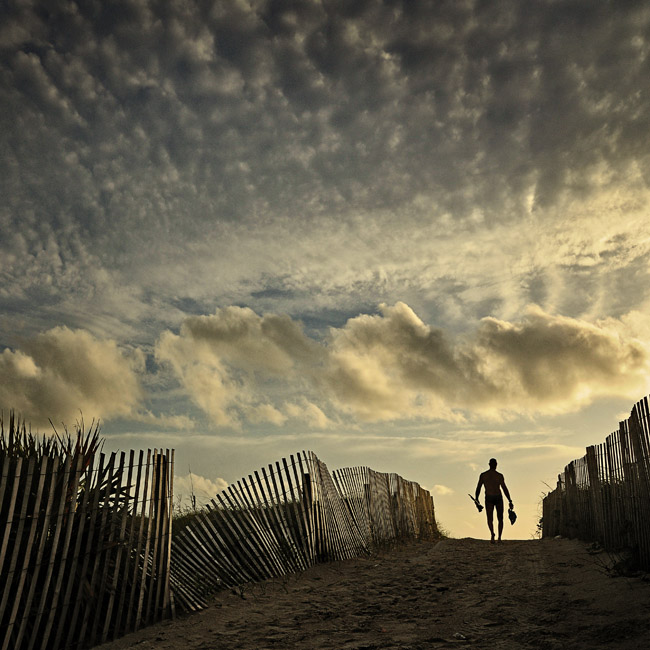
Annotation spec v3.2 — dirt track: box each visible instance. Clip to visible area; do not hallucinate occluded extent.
[98,537,650,650]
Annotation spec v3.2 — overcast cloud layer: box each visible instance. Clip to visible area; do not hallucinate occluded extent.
[2,1,650,535]
[2,0,650,341]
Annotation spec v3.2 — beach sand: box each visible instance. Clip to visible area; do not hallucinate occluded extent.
[97,537,650,649]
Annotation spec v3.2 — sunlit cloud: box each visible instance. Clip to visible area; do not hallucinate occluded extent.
[0,327,144,428]
[155,306,324,428]
[155,302,650,427]
[174,473,228,509]
[433,484,455,496]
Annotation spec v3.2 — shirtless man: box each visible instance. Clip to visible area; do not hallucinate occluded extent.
[475,458,513,543]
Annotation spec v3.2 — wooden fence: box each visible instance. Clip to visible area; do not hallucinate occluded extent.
[170,451,438,611]
[1,415,437,646]
[542,394,650,568]
[0,441,174,650]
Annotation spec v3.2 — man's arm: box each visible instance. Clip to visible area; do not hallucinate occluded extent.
[475,474,483,501]
[501,476,513,505]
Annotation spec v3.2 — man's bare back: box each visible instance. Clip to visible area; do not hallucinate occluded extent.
[478,468,507,496]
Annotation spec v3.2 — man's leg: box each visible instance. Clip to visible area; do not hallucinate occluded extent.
[496,501,504,541]
[485,502,495,542]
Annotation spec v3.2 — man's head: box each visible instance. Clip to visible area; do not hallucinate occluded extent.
[489,458,497,469]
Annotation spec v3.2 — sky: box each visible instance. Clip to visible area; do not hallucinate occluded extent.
[2,0,650,540]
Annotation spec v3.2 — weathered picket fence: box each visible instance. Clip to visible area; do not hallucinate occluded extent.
[1,413,438,648]
[170,451,438,610]
[0,415,174,650]
[542,394,650,568]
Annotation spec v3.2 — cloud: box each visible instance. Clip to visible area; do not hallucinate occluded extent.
[328,302,650,420]
[475,306,650,411]
[5,2,650,433]
[130,410,196,431]
[0,326,144,428]
[248,403,287,426]
[4,1,650,242]
[156,302,650,427]
[174,472,228,509]
[284,399,332,429]
[432,484,455,496]
[2,0,650,357]
[155,306,323,428]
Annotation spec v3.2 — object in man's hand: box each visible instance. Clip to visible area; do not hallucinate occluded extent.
[468,494,483,512]
[508,506,517,525]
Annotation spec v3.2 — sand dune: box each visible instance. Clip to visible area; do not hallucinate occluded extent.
[97,537,650,649]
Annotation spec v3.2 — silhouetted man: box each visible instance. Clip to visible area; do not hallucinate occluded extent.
[475,458,513,543]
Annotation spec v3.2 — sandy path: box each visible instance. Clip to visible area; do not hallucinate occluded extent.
[98,538,650,649]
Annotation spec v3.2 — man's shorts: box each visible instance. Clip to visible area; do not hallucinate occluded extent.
[485,494,503,507]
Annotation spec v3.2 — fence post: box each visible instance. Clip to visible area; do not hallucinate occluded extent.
[628,408,650,563]
[585,446,604,545]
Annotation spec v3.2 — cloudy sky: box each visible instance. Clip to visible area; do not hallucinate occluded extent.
[2,0,650,539]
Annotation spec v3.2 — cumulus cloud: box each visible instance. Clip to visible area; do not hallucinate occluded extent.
[0,326,144,428]
[174,472,228,509]
[475,306,650,411]
[157,302,650,427]
[284,399,332,430]
[327,302,650,420]
[155,306,323,428]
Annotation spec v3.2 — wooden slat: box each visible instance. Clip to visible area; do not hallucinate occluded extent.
[0,458,23,585]
[102,451,135,643]
[0,455,11,528]
[259,466,298,570]
[163,449,174,617]
[27,456,72,650]
[289,453,314,566]
[0,457,31,648]
[213,490,269,582]
[314,456,347,560]
[173,524,226,588]
[324,461,361,558]
[62,452,104,645]
[113,449,144,638]
[296,452,316,562]
[190,509,253,585]
[89,452,124,642]
[144,452,164,626]
[223,480,279,578]
[188,517,243,586]
[52,455,95,650]
[192,504,255,585]
[0,457,34,620]
[152,450,172,623]
[276,459,308,571]
[125,449,151,632]
[135,449,158,631]
[78,452,116,645]
[281,456,311,570]
[267,462,300,568]
[15,457,60,650]
[39,455,84,650]
[237,476,286,576]
[2,457,47,650]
